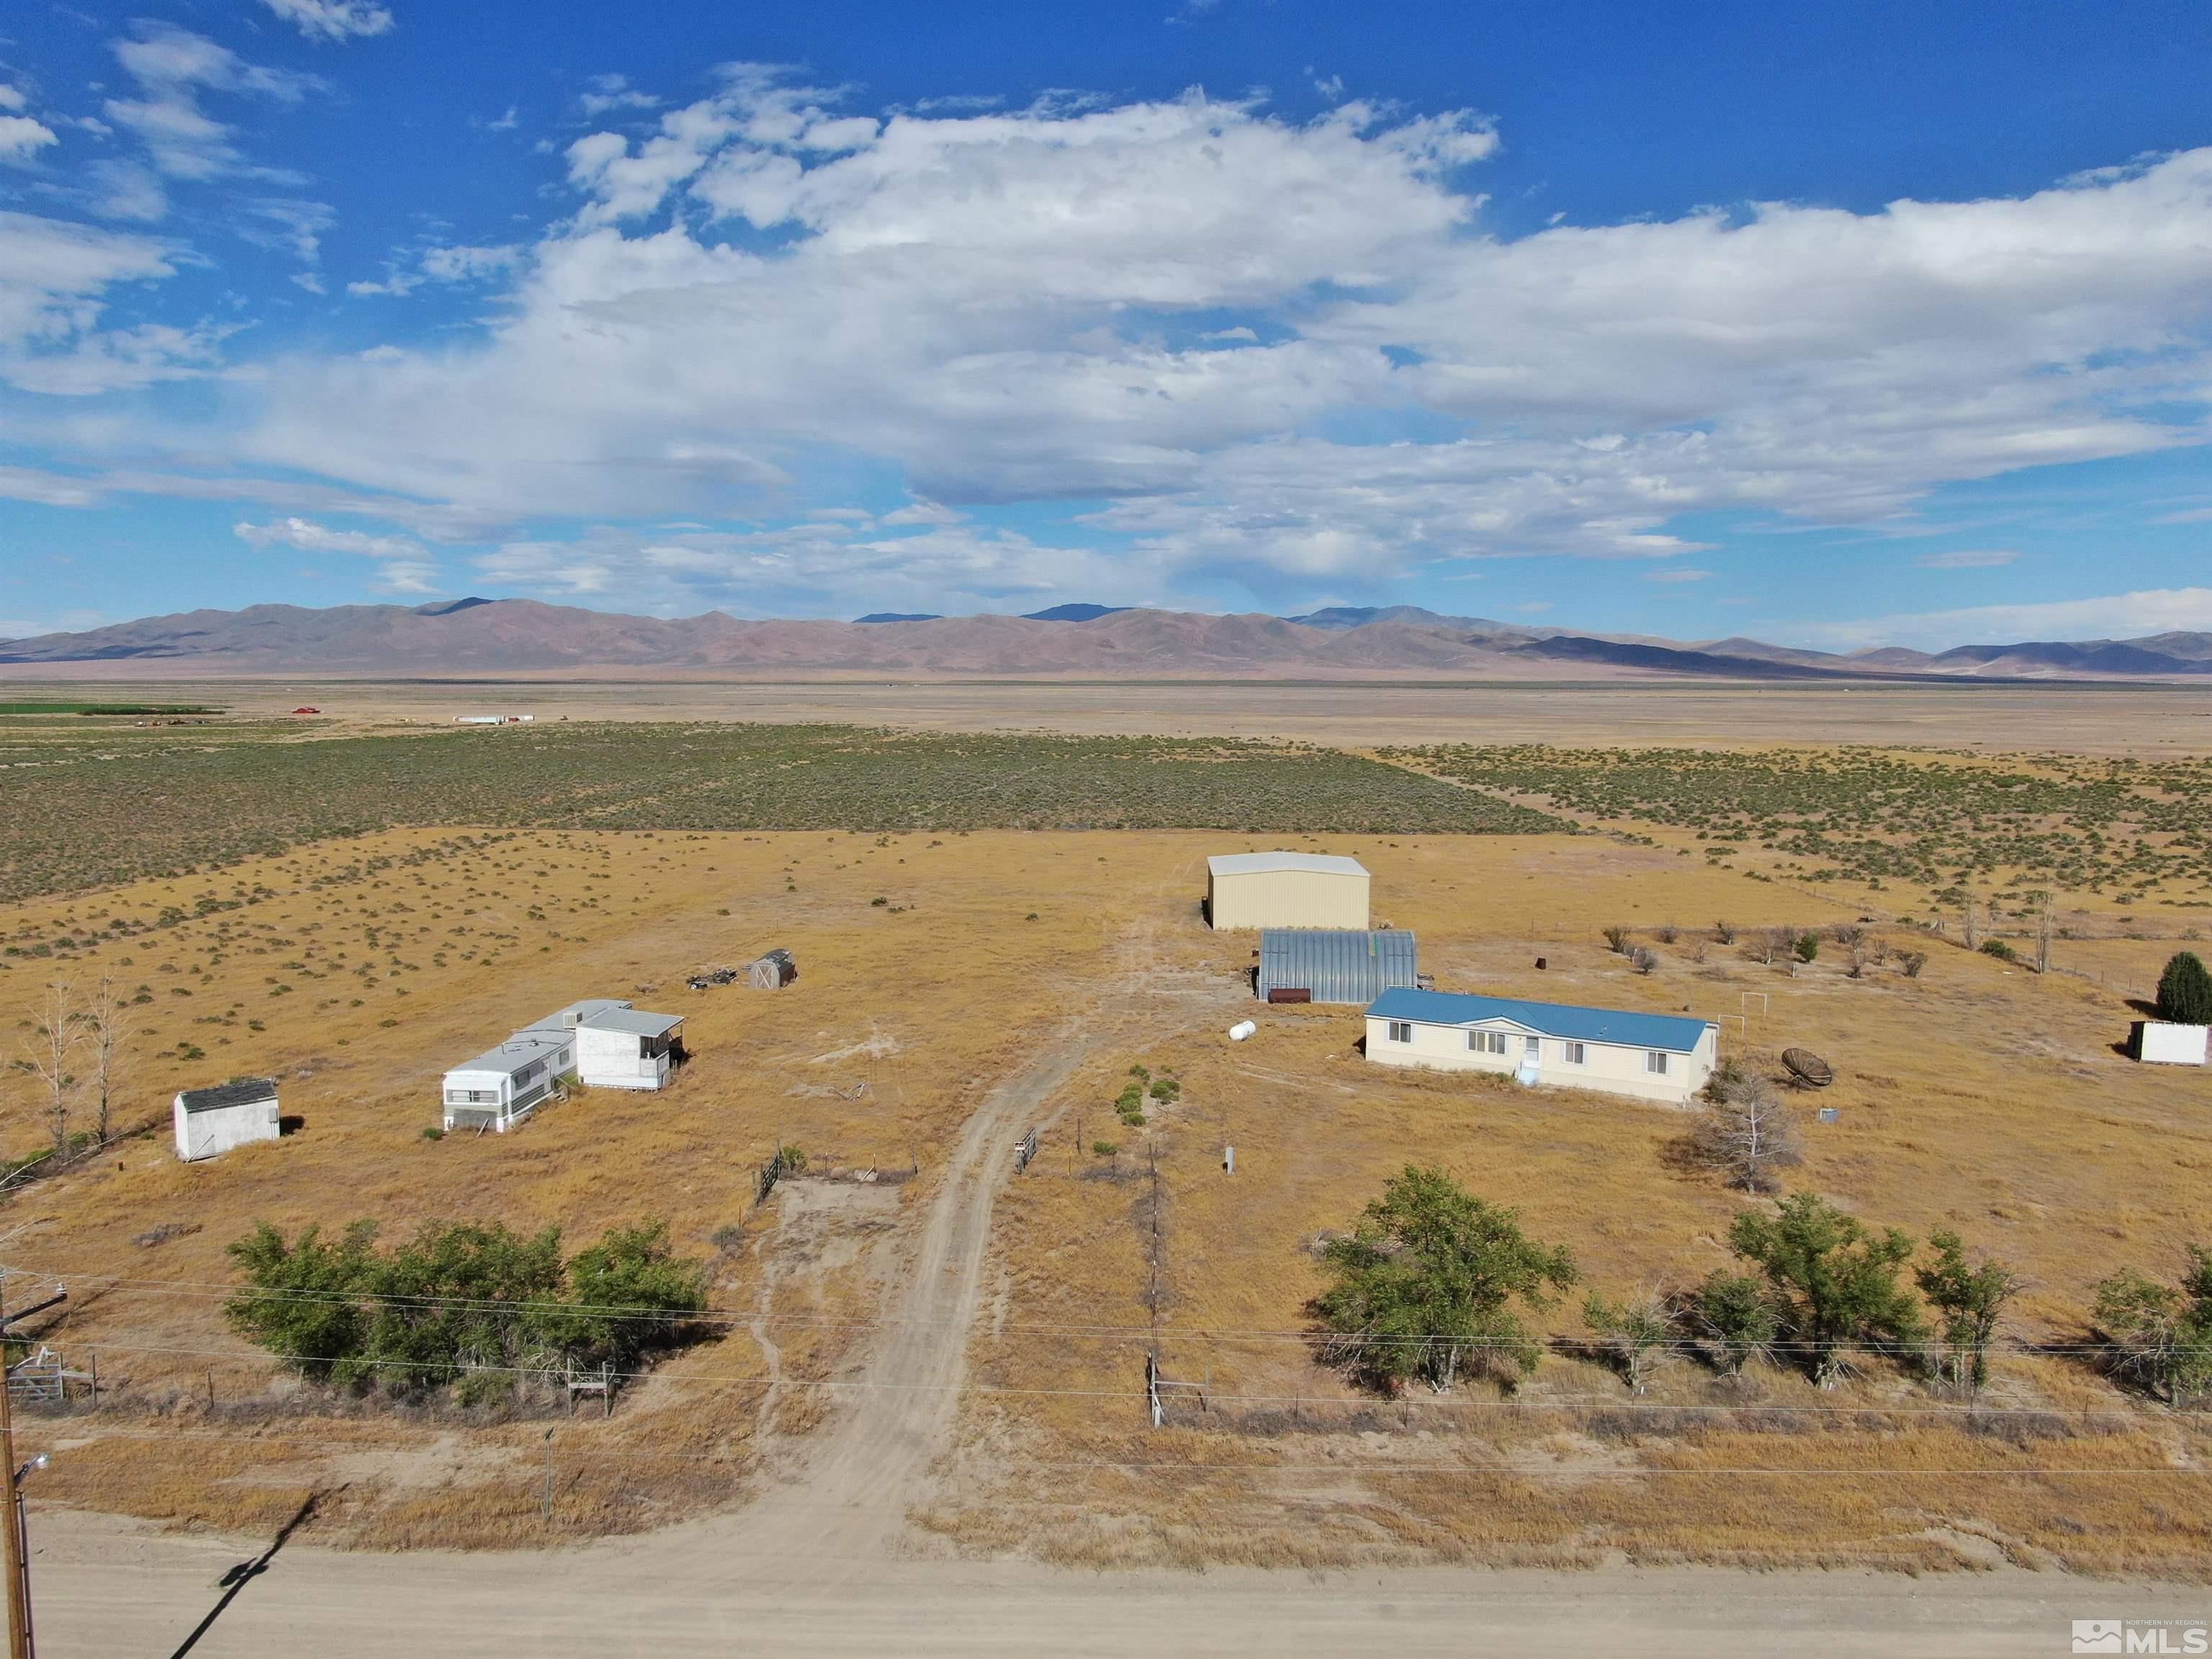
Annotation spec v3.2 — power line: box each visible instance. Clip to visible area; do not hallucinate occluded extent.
[1,1264,2166,1354]
[33,1336,2189,1419]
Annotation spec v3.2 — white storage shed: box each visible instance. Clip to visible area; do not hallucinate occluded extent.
[174,1078,281,1162]
[441,1028,575,1133]
[529,999,685,1090]
[1206,852,1370,931]
[2135,1022,2210,1066]
[1365,989,1719,1107]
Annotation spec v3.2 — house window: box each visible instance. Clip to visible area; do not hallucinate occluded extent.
[1469,1030,1508,1055]
[1524,1035,1541,1058]
[1563,1041,1586,1065]
[1387,1021,1413,1044]
[444,1088,497,1105]
[1646,1051,1670,1075]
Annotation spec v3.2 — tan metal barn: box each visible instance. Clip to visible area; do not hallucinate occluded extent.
[1205,851,1370,931]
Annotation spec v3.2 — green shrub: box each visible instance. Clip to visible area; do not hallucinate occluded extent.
[1793,934,1820,964]
[2157,951,2212,1025]
[224,1217,708,1401]
[421,1125,444,1141]
[1092,1140,1119,1157]
[1980,939,2017,962]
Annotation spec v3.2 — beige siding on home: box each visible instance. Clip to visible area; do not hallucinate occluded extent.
[1365,1013,1717,1106]
[1209,867,1370,931]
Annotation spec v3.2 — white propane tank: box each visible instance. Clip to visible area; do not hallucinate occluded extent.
[1228,1020,1256,1042]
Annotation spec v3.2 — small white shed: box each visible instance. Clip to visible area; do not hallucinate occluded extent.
[2136,1022,2210,1066]
[529,999,685,1090]
[1206,852,1370,931]
[174,1078,281,1162]
[441,1029,575,1133]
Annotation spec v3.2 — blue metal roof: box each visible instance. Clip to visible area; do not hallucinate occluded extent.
[1259,929,1419,1004]
[1367,988,1713,1053]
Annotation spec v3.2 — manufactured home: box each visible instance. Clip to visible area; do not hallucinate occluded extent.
[1259,929,1419,1004]
[1364,988,1719,1107]
[1207,853,1370,931]
[174,1077,281,1161]
[442,1028,575,1133]
[529,999,685,1089]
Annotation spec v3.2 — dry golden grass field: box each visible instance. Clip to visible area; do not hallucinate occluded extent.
[4,815,2212,1575]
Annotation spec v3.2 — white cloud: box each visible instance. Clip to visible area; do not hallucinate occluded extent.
[0,212,225,393]
[259,0,395,42]
[1644,567,1712,583]
[199,72,2212,608]
[1802,588,2212,651]
[0,114,58,166]
[1915,548,2018,569]
[104,23,320,184]
[579,75,659,117]
[234,516,440,592]
[12,66,2212,619]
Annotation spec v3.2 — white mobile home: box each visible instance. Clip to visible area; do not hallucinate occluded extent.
[529,999,685,1090]
[174,1078,281,1161]
[441,1029,575,1133]
[1206,853,1370,932]
[1365,989,1719,1107]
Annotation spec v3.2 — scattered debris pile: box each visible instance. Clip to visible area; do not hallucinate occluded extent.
[1782,1047,1835,1089]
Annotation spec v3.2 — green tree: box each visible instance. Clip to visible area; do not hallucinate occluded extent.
[1730,1194,1925,1387]
[224,1220,377,1380]
[2092,1249,2212,1406]
[1792,933,1820,964]
[1915,1229,2019,1393]
[1583,1290,1673,1394]
[2156,951,2212,1025]
[539,1220,710,1371]
[358,1221,565,1400]
[1313,1165,1577,1393]
[1689,1270,1780,1377]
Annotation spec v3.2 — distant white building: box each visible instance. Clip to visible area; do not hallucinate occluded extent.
[174,1078,281,1161]
[442,997,685,1132]
[1206,852,1370,931]
[1365,989,1718,1107]
[528,999,685,1090]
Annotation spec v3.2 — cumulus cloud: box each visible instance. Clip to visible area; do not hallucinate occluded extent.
[259,0,395,42]
[0,114,58,165]
[13,64,2212,620]
[197,69,2212,611]
[234,516,440,592]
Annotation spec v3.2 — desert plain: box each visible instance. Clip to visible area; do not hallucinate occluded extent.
[4,675,2211,1653]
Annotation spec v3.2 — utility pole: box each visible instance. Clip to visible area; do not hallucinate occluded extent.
[0,1277,66,1659]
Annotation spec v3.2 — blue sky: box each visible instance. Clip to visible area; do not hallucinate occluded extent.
[3,0,2211,647]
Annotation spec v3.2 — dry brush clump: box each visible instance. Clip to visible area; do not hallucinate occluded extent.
[1685,1063,1802,1195]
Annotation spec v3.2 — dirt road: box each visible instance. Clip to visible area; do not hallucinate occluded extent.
[39,1506,2209,1656]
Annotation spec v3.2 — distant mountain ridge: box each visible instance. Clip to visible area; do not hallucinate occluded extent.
[2,599,2208,683]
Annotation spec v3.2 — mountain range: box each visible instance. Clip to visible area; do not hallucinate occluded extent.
[3,599,2209,682]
